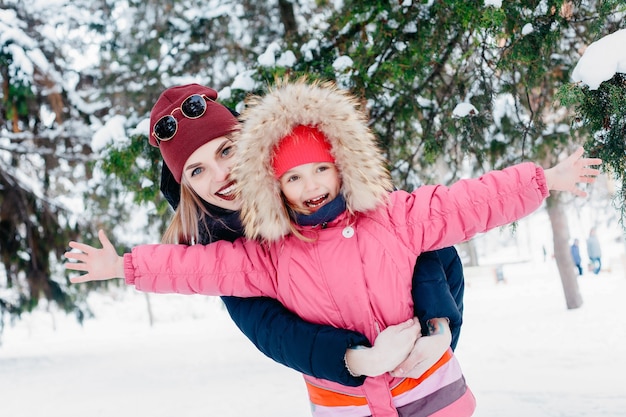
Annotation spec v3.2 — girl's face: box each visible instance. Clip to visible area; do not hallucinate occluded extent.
[182,137,241,211]
[279,162,341,215]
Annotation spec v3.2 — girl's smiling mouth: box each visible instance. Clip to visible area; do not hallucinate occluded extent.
[305,194,329,209]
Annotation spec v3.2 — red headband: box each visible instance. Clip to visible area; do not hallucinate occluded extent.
[272,125,334,179]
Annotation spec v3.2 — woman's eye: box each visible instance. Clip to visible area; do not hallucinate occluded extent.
[287,175,299,182]
[191,167,203,177]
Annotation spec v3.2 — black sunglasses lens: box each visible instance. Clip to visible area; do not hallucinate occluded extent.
[154,115,177,141]
[181,94,207,119]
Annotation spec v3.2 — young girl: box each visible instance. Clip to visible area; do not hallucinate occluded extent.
[66,79,601,417]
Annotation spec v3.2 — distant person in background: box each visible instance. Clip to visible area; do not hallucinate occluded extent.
[494,264,506,284]
[586,228,602,274]
[570,238,583,276]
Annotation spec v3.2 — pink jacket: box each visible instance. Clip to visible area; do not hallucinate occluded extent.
[124,162,548,417]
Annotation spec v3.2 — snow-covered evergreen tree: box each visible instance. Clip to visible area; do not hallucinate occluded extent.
[1,0,624,326]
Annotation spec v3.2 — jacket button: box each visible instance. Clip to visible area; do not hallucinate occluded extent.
[342,226,354,238]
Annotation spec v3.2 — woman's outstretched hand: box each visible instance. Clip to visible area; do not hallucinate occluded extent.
[544,147,602,197]
[65,229,125,283]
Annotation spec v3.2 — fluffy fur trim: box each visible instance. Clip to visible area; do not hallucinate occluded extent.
[232,78,392,242]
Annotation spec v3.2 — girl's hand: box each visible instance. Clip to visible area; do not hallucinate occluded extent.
[389,317,451,379]
[544,147,602,197]
[64,229,125,283]
[345,318,421,377]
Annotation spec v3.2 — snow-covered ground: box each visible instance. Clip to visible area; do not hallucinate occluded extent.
[2,214,626,417]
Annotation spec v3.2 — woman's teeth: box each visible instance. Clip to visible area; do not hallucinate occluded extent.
[216,183,236,200]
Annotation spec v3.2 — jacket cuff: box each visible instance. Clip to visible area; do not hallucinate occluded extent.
[535,165,549,198]
[311,329,370,387]
[123,253,135,285]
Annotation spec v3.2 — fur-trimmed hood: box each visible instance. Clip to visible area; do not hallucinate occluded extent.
[232,78,393,242]
[232,79,392,241]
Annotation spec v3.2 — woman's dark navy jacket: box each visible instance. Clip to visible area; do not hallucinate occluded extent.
[161,162,464,387]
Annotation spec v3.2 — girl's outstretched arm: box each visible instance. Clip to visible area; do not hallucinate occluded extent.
[65,229,125,283]
[544,147,602,196]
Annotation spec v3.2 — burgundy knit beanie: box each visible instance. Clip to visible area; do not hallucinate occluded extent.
[149,84,238,183]
[272,125,335,179]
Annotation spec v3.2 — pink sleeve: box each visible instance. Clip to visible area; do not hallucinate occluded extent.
[389,162,548,252]
[123,239,279,298]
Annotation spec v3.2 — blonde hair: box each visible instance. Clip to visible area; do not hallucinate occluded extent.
[162,176,211,245]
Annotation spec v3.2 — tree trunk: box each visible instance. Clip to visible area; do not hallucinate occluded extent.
[144,293,154,327]
[277,0,297,41]
[546,195,583,309]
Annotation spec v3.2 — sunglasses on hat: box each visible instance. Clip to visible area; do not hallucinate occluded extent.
[152,94,215,144]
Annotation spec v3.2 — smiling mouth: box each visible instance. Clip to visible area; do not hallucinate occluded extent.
[305,194,329,209]
[215,181,236,201]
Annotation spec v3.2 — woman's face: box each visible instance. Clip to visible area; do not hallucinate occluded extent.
[182,136,241,211]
